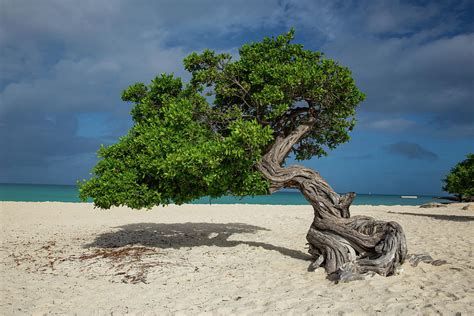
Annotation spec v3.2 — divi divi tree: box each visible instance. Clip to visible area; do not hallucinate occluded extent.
[80,31,407,281]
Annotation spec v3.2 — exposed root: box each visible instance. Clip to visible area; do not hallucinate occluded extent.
[327,262,376,283]
[307,254,324,271]
[408,254,448,267]
[305,214,408,282]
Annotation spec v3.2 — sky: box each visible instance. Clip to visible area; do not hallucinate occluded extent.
[0,0,473,195]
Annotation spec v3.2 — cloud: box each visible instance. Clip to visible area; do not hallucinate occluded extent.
[363,0,440,34]
[361,118,418,133]
[322,32,474,116]
[386,142,438,160]
[2,0,472,122]
[0,0,293,184]
[0,110,102,184]
[282,1,474,137]
[0,0,290,115]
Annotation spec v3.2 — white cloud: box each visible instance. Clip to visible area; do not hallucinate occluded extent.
[364,0,439,34]
[0,0,289,114]
[363,118,418,132]
[321,32,474,119]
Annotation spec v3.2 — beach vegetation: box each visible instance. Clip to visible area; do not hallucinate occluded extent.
[443,154,474,201]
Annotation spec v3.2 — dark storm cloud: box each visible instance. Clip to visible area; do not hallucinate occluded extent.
[0,0,289,183]
[386,142,438,160]
[279,0,474,136]
[0,0,472,185]
[0,111,102,184]
[0,111,100,165]
[2,0,472,120]
[329,33,474,116]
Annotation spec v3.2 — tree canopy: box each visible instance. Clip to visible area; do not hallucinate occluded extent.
[443,154,474,201]
[79,30,365,209]
[78,31,409,281]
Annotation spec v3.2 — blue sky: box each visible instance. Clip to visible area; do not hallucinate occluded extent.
[1,0,473,195]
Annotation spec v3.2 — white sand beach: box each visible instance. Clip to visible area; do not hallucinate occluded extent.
[0,202,473,315]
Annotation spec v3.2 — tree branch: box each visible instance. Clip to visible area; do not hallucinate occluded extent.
[265,116,317,164]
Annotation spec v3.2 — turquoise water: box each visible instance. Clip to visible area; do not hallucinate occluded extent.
[0,183,447,206]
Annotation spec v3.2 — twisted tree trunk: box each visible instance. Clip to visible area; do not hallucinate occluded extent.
[257,118,407,282]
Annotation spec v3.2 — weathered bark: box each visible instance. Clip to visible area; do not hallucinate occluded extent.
[257,117,407,282]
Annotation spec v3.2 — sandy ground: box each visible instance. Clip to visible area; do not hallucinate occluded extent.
[0,202,473,315]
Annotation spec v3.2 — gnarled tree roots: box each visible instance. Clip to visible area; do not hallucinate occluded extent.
[306,215,407,282]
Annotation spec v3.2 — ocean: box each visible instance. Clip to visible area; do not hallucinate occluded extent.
[0,183,447,206]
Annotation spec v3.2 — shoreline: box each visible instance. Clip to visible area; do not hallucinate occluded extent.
[0,201,458,207]
[1,202,473,314]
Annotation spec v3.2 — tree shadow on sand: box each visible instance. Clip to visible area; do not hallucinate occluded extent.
[388,211,474,222]
[85,222,311,261]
